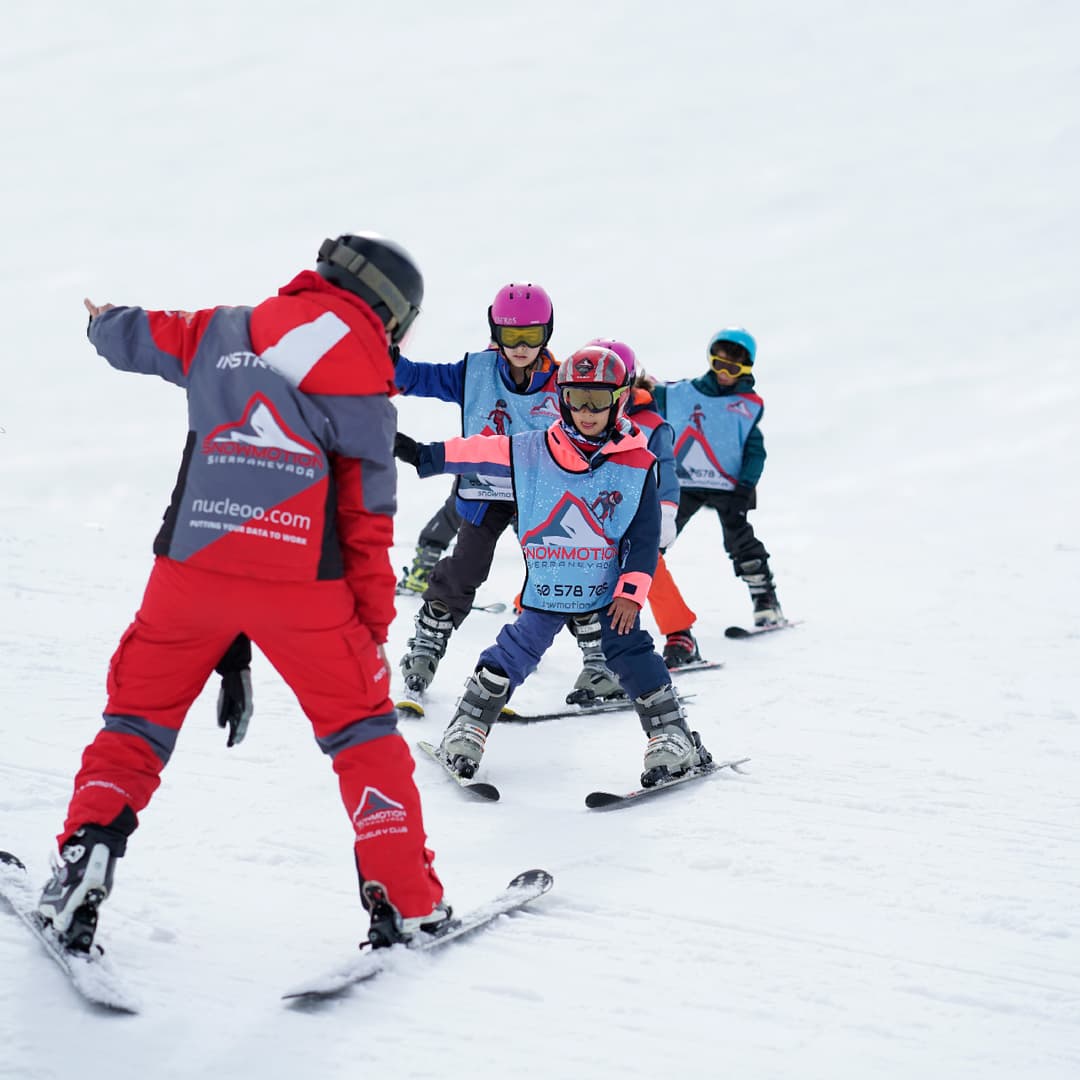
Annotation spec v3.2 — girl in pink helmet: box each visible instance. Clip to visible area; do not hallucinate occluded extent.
[392,283,560,703]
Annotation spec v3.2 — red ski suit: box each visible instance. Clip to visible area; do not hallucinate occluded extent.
[62,272,442,919]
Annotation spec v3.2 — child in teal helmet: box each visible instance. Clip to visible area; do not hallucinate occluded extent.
[649,328,785,662]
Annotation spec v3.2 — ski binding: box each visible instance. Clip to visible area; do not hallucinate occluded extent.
[283,868,553,1002]
[0,851,139,1013]
[416,739,500,801]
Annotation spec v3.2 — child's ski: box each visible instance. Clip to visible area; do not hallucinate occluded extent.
[668,660,725,674]
[0,851,139,1013]
[282,869,553,1003]
[498,692,697,725]
[394,585,506,615]
[416,740,500,801]
[395,689,426,719]
[585,757,750,810]
[725,619,801,639]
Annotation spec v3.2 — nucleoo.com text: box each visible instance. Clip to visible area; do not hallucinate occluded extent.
[190,497,311,531]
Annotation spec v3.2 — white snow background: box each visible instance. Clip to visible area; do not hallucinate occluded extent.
[2,2,1078,1078]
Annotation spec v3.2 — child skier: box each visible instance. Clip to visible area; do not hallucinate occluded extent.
[394,345,712,788]
[650,328,784,664]
[563,339,680,704]
[392,283,561,697]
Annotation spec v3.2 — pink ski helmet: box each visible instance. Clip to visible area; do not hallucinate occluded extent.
[586,338,636,379]
[488,283,554,345]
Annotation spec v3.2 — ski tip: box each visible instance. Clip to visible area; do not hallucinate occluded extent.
[476,601,508,614]
[395,700,425,718]
[466,783,501,802]
[508,868,554,892]
[585,792,622,809]
[0,851,27,871]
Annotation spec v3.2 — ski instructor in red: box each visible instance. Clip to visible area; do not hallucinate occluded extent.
[38,233,449,953]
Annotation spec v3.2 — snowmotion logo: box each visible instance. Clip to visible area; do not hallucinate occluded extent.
[521,493,616,563]
[352,787,408,842]
[202,393,324,476]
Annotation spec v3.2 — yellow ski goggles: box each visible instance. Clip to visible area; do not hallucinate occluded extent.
[560,386,627,413]
[496,324,548,348]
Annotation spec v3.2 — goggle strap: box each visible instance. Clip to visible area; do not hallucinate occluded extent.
[320,239,418,328]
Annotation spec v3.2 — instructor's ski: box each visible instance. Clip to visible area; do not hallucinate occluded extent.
[283,868,553,1003]
[416,739,500,801]
[585,757,750,811]
[0,851,139,1013]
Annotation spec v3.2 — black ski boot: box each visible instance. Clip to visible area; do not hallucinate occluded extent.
[37,823,128,952]
[736,558,785,627]
[662,628,701,669]
[362,880,452,949]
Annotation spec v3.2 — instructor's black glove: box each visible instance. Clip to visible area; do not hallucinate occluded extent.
[215,634,253,748]
[394,432,420,468]
[217,670,253,748]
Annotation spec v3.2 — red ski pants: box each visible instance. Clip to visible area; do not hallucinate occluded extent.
[62,557,442,918]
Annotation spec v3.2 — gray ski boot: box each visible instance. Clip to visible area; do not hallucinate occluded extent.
[737,558,785,627]
[566,614,625,705]
[400,599,454,694]
[634,683,710,787]
[438,666,511,778]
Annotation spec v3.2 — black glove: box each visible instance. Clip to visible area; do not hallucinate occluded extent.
[215,634,253,748]
[389,344,400,367]
[726,484,755,516]
[394,432,420,467]
[217,670,253,748]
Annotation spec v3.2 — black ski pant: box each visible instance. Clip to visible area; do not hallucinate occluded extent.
[422,500,517,627]
[417,487,463,551]
[674,488,770,575]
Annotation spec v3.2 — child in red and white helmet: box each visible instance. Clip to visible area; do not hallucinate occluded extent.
[395,345,714,788]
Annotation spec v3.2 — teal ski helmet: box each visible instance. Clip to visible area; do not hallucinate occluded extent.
[709,327,756,365]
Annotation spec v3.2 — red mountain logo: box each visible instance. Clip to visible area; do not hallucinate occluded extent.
[202,393,324,469]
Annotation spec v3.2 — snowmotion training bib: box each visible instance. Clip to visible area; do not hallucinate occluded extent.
[665,382,762,491]
[512,429,649,614]
[459,352,561,502]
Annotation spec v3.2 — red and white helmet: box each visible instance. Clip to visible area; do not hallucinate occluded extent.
[555,345,630,432]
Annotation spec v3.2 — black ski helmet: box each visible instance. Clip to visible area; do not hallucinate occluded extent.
[316,232,423,344]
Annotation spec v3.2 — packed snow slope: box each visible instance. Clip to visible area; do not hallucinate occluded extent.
[1,3,1078,1078]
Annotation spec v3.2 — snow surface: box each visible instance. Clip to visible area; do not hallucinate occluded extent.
[2,2,1079,1078]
